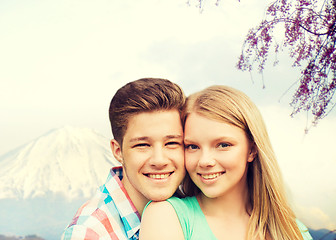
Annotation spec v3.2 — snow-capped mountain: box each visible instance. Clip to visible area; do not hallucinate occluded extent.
[0,126,120,200]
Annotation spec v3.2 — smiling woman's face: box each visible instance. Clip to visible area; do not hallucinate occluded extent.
[184,112,255,199]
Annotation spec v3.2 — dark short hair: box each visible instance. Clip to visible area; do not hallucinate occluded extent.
[109,78,185,145]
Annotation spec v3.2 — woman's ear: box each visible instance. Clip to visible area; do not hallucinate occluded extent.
[110,139,123,165]
[247,143,257,163]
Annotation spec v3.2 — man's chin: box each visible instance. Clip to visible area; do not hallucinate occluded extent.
[148,192,174,202]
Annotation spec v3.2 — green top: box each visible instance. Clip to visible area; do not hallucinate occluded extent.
[165,196,313,240]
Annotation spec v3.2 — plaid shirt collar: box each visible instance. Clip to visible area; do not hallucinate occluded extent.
[107,166,141,239]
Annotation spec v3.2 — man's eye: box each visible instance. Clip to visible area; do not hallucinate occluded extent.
[217,143,230,149]
[133,143,150,148]
[185,144,199,150]
[166,141,181,147]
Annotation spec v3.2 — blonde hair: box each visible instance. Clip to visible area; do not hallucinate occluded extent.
[182,85,303,240]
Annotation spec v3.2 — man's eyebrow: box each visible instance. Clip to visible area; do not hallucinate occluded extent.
[164,135,183,140]
[129,137,150,143]
[129,135,182,142]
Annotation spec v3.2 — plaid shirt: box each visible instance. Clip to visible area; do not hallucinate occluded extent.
[61,166,141,240]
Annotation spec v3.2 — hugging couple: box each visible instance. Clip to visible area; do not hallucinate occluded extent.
[62,78,312,240]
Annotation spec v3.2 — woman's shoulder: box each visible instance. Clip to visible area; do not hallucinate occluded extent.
[296,219,313,240]
[140,199,185,240]
[167,196,196,205]
[167,196,199,214]
[145,199,174,211]
[143,196,196,217]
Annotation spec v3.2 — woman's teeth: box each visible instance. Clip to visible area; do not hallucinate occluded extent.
[201,172,223,179]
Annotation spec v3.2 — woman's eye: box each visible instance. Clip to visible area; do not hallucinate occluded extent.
[217,143,230,149]
[185,144,199,150]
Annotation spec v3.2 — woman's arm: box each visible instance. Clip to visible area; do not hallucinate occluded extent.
[139,201,184,240]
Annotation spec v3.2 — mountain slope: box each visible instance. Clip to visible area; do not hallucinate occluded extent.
[0,126,120,199]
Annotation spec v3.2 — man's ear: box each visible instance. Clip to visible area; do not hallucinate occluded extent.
[110,139,123,165]
[247,143,257,163]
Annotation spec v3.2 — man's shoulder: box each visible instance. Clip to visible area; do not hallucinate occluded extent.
[62,168,140,240]
[62,190,118,227]
[74,190,112,218]
[74,171,118,217]
[61,191,129,239]
[61,170,113,237]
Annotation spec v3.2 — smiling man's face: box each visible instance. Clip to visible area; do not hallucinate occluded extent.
[111,110,185,210]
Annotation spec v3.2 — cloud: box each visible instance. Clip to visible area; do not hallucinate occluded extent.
[295,205,336,230]
[259,105,336,229]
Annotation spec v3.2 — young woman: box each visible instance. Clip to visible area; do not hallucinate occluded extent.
[139,85,312,240]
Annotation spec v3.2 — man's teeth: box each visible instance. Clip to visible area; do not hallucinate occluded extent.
[201,173,223,179]
[148,173,170,179]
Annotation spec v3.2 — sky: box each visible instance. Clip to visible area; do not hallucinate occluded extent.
[1,0,336,230]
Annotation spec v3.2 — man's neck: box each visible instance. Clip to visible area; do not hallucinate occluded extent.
[121,177,149,215]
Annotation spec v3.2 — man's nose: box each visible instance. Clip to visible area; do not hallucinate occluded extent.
[149,146,169,167]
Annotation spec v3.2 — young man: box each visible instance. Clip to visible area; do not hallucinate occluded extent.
[62,78,186,239]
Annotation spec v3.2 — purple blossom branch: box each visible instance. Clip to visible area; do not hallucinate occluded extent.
[237,0,336,127]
